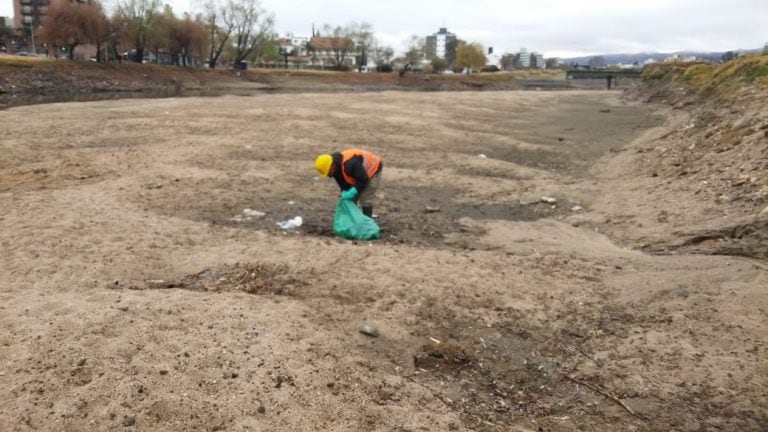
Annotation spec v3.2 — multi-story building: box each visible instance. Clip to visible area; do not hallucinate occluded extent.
[13,0,90,52]
[308,36,357,69]
[518,48,532,68]
[516,48,545,69]
[425,27,457,65]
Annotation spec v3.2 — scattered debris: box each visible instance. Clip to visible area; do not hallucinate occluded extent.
[358,324,380,338]
[243,209,266,218]
[563,375,635,415]
[276,216,303,229]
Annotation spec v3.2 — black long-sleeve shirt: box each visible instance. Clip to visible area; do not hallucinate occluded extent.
[330,152,382,192]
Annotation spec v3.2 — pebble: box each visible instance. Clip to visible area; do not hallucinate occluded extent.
[123,415,136,427]
[424,206,441,213]
[358,324,380,338]
[541,196,557,204]
[74,400,86,410]
[159,370,169,375]
[76,358,86,367]
[117,306,129,312]
[257,404,266,414]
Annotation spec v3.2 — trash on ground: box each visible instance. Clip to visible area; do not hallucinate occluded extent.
[277,216,303,229]
[358,324,379,338]
[243,209,266,218]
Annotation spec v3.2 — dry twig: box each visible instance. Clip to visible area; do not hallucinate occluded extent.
[564,375,635,415]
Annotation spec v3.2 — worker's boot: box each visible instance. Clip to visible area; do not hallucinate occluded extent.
[362,205,374,218]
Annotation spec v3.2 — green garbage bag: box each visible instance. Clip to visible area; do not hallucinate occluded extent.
[333,198,380,240]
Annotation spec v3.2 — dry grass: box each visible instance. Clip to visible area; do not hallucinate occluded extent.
[643,54,768,92]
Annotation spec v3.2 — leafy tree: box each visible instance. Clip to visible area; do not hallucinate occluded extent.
[371,44,394,69]
[444,37,462,67]
[115,0,162,62]
[500,53,515,70]
[545,58,561,69]
[40,0,88,59]
[455,42,486,73]
[721,51,738,63]
[250,36,279,64]
[0,16,13,49]
[588,56,606,69]
[403,35,424,67]
[431,57,448,73]
[146,4,174,63]
[169,13,208,66]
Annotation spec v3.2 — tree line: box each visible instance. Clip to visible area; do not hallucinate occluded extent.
[13,0,502,72]
[32,0,275,68]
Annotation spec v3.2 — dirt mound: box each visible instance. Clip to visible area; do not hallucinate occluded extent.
[618,55,768,258]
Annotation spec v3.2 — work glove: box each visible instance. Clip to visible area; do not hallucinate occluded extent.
[341,187,358,200]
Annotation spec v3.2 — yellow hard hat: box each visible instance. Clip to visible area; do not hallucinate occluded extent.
[315,154,333,177]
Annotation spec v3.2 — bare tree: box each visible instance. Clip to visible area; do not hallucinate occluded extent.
[228,0,274,69]
[321,24,355,70]
[81,1,110,62]
[348,22,373,71]
[115,0,162,62]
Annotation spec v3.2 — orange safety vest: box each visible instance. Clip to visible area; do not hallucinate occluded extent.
[340,149,381,186]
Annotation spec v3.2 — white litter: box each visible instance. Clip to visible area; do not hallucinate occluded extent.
[276,216,303,229]
[243,209,266,218]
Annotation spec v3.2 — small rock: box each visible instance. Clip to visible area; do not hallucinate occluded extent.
[257,404,266,414]
[123,415,136,427]
[478,154,487,158]
[142,183,162,190]
[358,324,379,338]
[117,306,129,312]
[159,370,169,375]
[76,358,87,367]
[571,205,583,212]
[599,108,611,113]
[32,166,48,174]
[732,116,751,129]
[75,400,87,410]
[540,196,557,204]
[424,206,441,213]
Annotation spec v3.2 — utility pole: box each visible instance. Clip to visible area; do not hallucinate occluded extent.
[30,26,36,55]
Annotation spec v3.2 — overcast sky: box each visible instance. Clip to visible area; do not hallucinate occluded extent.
[2,0,767,57]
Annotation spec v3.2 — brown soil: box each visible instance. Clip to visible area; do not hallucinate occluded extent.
[1,88,766,432]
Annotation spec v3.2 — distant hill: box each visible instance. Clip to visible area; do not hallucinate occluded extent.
[562,48,763,66]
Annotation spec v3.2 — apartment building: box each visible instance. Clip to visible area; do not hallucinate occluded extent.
[425,27,457,65]
[13,0,89,32]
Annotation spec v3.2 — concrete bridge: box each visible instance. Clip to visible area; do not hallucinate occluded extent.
[566,69,644,89]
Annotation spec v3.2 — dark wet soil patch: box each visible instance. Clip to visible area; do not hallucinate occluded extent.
[139,262,307,296]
